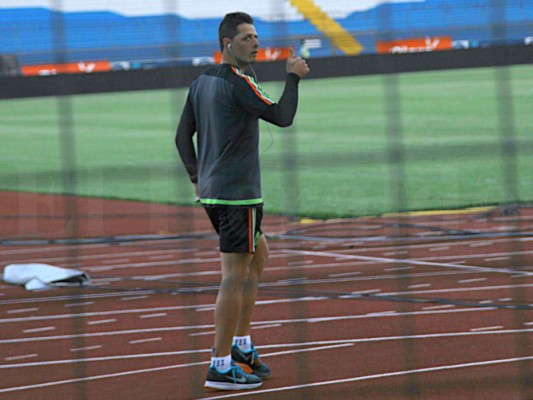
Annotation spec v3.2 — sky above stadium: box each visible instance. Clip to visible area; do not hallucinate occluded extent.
[0,0,425,20]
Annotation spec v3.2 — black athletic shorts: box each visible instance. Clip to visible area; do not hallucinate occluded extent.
[204,205,263,253]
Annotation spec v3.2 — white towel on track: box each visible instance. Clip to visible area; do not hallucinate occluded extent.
[2,263,91,291]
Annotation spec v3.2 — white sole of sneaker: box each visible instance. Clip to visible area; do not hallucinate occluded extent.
[204,381,263,390]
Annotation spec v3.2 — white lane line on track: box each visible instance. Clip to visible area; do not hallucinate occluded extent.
[470,242,494,247]
[288,260,314,266]
[0,243,111,255]
[87,319,117,326]
[283,249,533,276]
[70,346,102,352]
[147,255,174,261]
[381,282,533,296]
[0,244,198,258]
[252,323,282,330]
[0,344,350,393]
[121,296,149,301]
[7,308,39,314]
[3,328,533,370]
[261,270,475,290]
[4,354,38,362]
[384,251,408,256]
[0,290,157,306]
[22,326,56,334]
[2,282,532,326]
[458,278,488,284]
[470,326,503,332]
[0,307,497,344]
[199,355,533,399]
[429,247,450,252]
[64,302,94,307]
[385,266,414,272]
[189,330,216,337]
[397,250,533,263]
[423,304,455,310]
[139,313,167,319]
[485,257,510,262]
[100,258,130,264]
[328,271,362,277]
[84,256,227,272]
[408,284,431,289]
[129,337,162,345]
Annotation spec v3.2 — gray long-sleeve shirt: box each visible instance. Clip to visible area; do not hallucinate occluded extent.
[176,63,300,206]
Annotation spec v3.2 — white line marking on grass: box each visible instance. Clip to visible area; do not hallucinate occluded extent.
[199,356,533,399]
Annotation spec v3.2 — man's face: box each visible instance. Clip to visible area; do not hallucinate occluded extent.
[229,23,259,66]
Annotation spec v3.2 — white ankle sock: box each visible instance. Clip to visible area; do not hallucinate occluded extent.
[211,354,232,372]
[233,335,252,352]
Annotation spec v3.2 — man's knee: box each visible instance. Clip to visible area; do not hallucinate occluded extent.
[250,235,269,273]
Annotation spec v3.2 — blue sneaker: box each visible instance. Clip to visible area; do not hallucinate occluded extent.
[204,362,262,390]
[231,344,271,378]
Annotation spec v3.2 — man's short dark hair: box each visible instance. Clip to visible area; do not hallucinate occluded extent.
[218,12,254,51]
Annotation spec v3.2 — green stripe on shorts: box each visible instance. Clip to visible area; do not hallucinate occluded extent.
[201,198,263,206]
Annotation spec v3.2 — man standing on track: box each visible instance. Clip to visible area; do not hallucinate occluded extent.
[175,12,309,391]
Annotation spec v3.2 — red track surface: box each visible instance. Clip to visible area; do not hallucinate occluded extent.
[1,192,533,399]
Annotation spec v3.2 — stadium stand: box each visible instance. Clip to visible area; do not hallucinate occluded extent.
[0,0,531,72]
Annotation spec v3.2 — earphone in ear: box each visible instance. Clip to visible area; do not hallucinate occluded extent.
[227,43,232,51]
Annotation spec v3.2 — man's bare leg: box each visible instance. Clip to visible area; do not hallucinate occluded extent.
[235,234,269,336]
[213,251,253,357]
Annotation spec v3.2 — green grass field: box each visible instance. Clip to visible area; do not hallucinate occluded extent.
[1,64,532,218]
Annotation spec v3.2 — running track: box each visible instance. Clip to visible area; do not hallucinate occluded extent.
[1,192,532,399]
